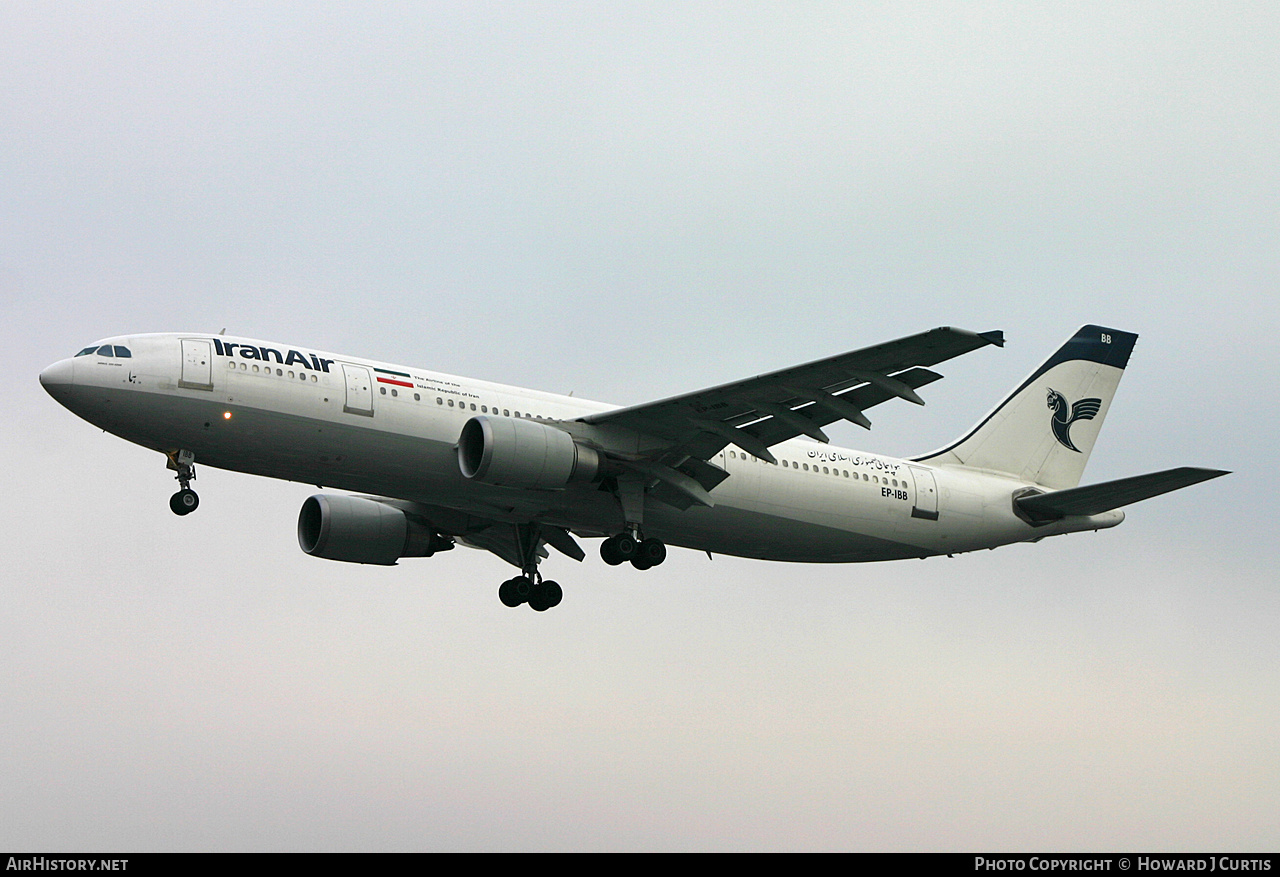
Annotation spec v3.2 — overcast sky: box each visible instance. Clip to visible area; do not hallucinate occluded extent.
[3,2,1277,851]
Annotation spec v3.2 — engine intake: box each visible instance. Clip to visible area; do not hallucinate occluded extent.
[457,415,601,489]
[298,494,450,565]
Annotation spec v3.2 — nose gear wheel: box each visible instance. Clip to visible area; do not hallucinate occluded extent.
[166,450,200,516]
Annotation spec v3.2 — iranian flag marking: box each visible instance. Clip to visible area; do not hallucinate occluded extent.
[375,367,414,388]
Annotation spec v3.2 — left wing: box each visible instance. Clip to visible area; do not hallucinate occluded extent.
[579,326,1003,466]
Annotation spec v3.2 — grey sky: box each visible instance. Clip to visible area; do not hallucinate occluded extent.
[2,3,1276,851]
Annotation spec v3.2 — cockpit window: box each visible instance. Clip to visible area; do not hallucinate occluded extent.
[76,344,130,357]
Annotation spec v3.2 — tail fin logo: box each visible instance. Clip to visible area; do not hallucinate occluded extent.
[1046,389,1102,452]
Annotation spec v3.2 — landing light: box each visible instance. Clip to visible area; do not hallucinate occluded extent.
[223,411,232,420]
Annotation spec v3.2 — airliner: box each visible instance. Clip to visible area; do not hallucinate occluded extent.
[40,325,1226,611]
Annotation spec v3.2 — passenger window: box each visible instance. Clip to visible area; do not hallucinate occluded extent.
[96,345,114,357]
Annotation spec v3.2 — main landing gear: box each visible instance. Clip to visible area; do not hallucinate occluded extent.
[599,532,667,570]
[497,531,668,611]
[166,449,199,516]
[600,475,666,570]
[497,522,564,612]
[498,575,563,612]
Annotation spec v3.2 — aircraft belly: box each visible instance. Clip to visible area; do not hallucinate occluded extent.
[70,384,999,564]
[66,384,461,493]
[643,504,925,562]
[688,467,931,561]
[67,384,620,525]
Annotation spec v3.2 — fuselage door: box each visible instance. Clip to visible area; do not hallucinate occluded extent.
[908,465,939,521]
[342,364,374,417]
[178,339,213,390]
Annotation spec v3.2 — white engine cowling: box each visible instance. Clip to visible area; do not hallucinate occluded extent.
[457,415,601,489]
[297,494,447,565]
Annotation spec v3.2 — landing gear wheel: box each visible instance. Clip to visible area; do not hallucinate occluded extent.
[600,539,623,566]
[498,576,531,608]
[170,488,199,516]
[530,580,562,611]
[601,533,637,565]
[638,538,667,567]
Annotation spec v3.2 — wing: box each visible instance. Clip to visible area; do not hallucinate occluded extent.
[366,497,587,570]
[580,327,1004,469]
[456,521,586,569]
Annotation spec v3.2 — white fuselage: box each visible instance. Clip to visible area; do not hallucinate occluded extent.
[40,333,1123,564]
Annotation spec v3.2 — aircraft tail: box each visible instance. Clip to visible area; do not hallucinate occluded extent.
[913,325,1138,489]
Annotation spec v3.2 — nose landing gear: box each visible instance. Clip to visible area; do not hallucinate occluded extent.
[166,450,199,516]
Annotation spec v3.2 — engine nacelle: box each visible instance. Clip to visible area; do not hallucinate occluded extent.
[457,415,601,489]
[297,494,449,565]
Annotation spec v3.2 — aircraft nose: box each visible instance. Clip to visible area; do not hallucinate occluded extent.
[39,358,75,397]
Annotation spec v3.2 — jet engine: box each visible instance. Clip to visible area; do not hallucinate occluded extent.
[297,494,450,565]
[457,415,601,489]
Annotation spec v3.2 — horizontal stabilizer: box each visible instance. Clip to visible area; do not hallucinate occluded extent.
[1015,467,1229,522]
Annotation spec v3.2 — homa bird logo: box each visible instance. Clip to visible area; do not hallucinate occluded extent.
[1046,388,1102,452]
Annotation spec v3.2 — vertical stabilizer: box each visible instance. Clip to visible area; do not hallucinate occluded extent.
[913,325,1138,489]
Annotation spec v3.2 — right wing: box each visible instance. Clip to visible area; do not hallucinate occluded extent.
[571,327,1003,510]
[579,326,1004,465]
